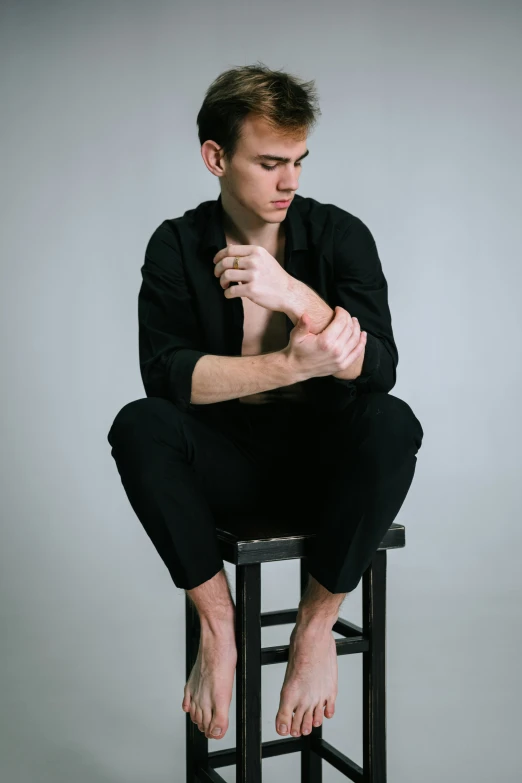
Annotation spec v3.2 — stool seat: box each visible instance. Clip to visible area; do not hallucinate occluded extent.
[214,513,405,564]
[186,515,406,783]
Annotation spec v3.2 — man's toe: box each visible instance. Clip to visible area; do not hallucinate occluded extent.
[208,711,228,739]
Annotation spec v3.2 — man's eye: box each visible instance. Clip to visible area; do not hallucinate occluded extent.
[261,162,302,171]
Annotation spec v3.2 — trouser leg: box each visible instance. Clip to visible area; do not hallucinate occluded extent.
[305,391,424,595]
[106,397,301,591]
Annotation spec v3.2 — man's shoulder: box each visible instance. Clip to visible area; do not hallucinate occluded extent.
[145,198,215,248]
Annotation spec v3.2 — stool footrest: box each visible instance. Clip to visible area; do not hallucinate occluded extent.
[195,766,227,783]
[261,608,298,627]
[261,633,368,665]
[312,736,364,781]
[204,734,364,780]
[259,609,368,664]
[208,735,305,769]
[261,608,364,639]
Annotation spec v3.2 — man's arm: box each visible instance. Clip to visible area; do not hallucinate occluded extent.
[190,351,304,405]
[139,222,211,412]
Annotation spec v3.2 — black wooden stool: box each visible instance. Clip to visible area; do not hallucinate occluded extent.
[185,512,405,783]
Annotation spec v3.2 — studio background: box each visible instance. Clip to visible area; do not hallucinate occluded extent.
[2,1,520,781]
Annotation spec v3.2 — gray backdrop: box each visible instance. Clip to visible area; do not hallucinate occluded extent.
[2,1,521,781]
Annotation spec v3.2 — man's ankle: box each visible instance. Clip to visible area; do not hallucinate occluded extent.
[296,605,339,633]
[199,610,236,638]
[296,575,345,630]
[186,568,236,634]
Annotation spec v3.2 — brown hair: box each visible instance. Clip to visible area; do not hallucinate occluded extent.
[196,61,321,161]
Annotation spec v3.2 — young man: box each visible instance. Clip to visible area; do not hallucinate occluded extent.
[107,64,424,743]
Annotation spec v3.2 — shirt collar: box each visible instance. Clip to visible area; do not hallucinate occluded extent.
[199,192,308,256]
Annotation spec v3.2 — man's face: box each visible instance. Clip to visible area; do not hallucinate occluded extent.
[220,114,308,221]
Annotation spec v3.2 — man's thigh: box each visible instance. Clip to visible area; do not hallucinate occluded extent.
[185,402,308,514]
[189,402,324,517]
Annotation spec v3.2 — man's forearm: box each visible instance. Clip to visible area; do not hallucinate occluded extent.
[284,277,364,380]
[190,350,306,405]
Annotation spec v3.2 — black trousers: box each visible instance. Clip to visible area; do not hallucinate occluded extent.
[107,392,424,594]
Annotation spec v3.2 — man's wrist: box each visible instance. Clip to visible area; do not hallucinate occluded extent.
[278,347,311,384]
[284,276,333,333]
[284,275,365,381]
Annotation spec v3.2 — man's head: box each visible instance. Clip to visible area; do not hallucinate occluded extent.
[197,62,321,224]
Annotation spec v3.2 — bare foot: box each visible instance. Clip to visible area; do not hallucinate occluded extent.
[182,621,237,740]
[275,621,338,737]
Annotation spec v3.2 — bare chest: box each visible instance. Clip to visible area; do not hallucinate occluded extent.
[225,236,308,405]
[227,239,288,357]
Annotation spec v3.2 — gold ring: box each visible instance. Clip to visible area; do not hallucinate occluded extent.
[233,257,240,269]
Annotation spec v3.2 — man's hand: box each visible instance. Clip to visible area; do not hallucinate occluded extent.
[285,279,367,381]
[284,307,367,382]
[213,244,292,312]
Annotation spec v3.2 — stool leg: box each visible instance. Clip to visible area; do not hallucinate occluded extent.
[362,549,387,782]
[236,563,262,783]
[300,558,322,782]
[185,593,208,783]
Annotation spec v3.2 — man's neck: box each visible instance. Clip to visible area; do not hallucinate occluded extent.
[220,193,285,252]
[224,221,285,259]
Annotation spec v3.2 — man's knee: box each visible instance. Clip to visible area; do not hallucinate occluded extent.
[343,391,424,450]
[373,392,424,450]
[107,396,180,446]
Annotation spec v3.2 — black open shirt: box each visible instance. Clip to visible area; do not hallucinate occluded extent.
[138,192,398,415]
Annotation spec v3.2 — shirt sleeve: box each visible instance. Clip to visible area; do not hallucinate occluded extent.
[303,215,398,411]
[331,215,398,394]
[138,221,209,412]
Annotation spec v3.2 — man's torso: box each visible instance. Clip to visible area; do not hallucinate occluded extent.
[224,231,309,406]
